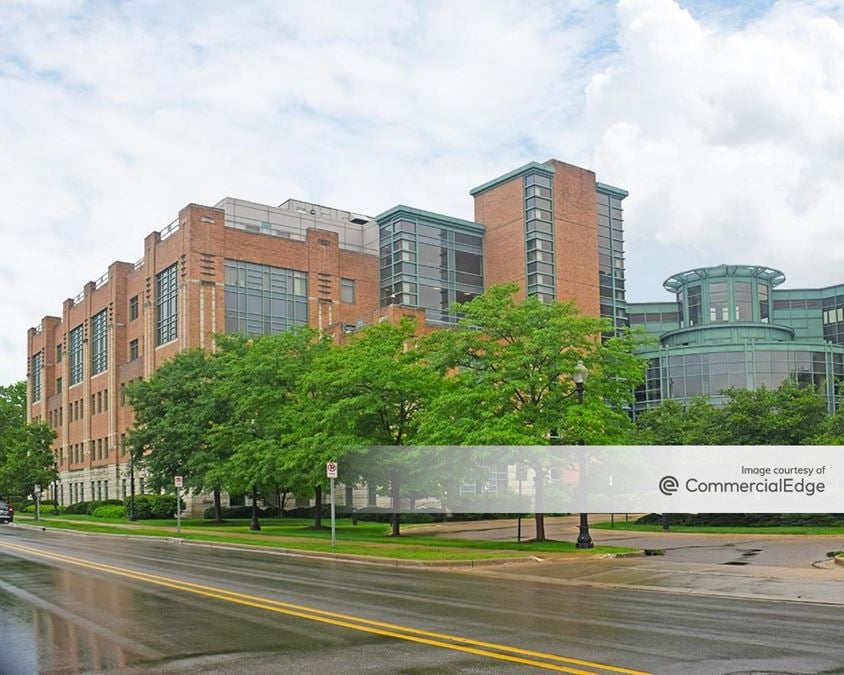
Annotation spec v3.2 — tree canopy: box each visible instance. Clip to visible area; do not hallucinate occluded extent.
[0,381,57,503]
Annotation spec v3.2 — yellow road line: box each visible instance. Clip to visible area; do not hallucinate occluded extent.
[0,540,649,675]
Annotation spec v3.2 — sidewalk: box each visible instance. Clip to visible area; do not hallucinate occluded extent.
[415,516,844,605]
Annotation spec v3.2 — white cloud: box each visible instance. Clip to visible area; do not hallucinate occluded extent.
[1,0,614,383]
[583,0,844,297]
[2,0,844,385]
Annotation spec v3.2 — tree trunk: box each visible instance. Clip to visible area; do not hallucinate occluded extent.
[249,484,261,531]
[313,485,323,529]
[534,513,545,543]
[212,487,223,523]
[389,480,401,537]
[533,467,546,542]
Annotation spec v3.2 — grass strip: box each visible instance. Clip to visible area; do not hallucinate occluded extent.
[592,522,844,535]
[18,515,635,558]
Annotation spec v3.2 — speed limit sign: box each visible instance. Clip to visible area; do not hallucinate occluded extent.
[326,462,338,479]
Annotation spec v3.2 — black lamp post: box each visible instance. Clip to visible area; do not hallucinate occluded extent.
[127,439,137,522]
[573,359,593,549]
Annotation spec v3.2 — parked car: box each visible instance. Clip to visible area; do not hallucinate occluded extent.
[0,501,13,524]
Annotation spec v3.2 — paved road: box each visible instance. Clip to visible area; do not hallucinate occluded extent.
[1,525,843,674]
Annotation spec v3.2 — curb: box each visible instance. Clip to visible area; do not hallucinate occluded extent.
[836,554,844,567]
[609,550,646,558]
[11,522,540,569]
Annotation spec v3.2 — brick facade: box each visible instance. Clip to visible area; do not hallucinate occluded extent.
[26,159,624,512]
[26,201,379,512]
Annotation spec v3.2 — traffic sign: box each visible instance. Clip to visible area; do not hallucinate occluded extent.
[326,462,338,479]
[174,475,183,488]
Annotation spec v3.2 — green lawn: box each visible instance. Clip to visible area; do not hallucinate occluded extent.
[17,514,636,560]
[592,521,844,535]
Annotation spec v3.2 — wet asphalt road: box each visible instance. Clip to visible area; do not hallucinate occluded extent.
[1,525,843,674]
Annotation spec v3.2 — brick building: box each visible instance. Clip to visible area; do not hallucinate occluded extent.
[25,159,628,508]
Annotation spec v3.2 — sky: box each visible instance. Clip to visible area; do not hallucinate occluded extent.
[2,0,843,384]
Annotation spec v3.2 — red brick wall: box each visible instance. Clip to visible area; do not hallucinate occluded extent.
[473,178,526,301]
[27,203,381,481]
[546,160,600,317]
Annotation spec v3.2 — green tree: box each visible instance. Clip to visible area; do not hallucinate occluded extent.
[304,318,443,536]
[637,382,831,446]
[635,396,724,445]
[812,405,844,444]
[127,348,233,522]
[720,383,829,445]
[213,328,328,531]
[420,284,646,541]
[0,382,57,510]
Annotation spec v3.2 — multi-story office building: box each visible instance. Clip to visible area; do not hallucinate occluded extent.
[468,159,628,333]
[25,158,628,507]
[629,264,844,413]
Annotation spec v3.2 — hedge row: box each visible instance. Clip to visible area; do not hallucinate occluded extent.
[637,513,844,527]
[64,500,124,515]
[93,505,127,519]
[200,504,524,524]
[124,494,182,519]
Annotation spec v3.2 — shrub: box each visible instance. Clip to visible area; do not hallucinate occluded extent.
[124,494,184,519]
[93,505,127,519]
[85,500,124,515]
[636,513,844,527]
[202,505,278,520]
[65,501,93,515]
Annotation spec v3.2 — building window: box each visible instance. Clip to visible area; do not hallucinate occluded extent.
[223,260,308,336]
[524,172,555,301]
[709,282,728,322]
[31,352,42,402]
[687,286,702,326]
[129,339,139,361]
[56,377,62,394]
[129,295,139,321]
[734,281,752,322]
[759,283,769,323]
[156,264,178,345]
[340,278,356,304]
[90,309,108,375]
[69,324,84,385]
[56,344,62,363]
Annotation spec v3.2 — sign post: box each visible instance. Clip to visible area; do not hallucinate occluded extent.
[326,462,338,547]
[174,476,183,535]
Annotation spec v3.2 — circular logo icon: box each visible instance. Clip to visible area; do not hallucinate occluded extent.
[659,475,679,496]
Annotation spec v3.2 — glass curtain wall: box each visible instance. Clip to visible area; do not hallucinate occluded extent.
[224,260,308,336]
[380,215,483,324]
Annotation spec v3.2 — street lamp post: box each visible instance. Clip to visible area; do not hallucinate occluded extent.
[573,360,593,550]
[127,439,137,522]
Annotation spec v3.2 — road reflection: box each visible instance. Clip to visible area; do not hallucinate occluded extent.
[0,559,146,674]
